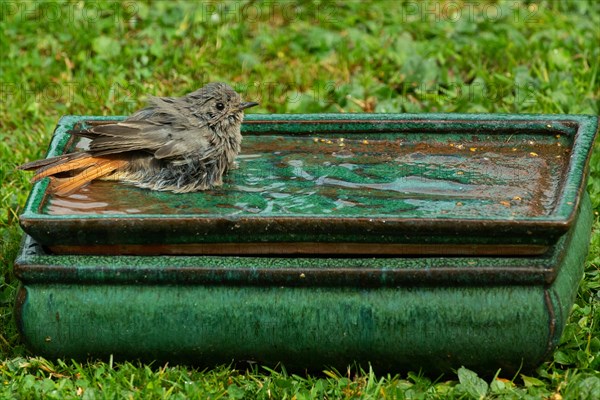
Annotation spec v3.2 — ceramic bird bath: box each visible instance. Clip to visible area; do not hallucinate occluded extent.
[15,113,598,372]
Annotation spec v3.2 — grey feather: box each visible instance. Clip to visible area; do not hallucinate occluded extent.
[58,82,258,193]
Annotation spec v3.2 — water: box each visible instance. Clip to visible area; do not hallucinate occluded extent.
[45,134,569,219]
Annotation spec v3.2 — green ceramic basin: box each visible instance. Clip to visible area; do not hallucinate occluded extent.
[14,193,593,372]
[15,113,598,371]
[18,113,599,256]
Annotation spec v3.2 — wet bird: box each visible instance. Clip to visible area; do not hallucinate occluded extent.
[19,82,258,196]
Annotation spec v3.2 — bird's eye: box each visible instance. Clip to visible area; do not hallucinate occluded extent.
[216,102,225,111]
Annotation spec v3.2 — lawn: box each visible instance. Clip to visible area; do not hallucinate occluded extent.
[1,0,599,398]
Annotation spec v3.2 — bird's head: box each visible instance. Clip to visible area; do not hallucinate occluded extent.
[188,82,258,133]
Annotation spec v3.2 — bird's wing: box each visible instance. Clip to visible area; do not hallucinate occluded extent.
[69,101,212,160]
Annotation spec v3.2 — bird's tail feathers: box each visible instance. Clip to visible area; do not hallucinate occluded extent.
[22,154,127,196]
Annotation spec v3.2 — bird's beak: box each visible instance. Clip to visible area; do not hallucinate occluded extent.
[239,101,259,110]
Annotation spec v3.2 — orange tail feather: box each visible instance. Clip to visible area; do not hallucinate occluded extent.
[32,156,127,196]
[31,155,105,182]
[50,158,128,196]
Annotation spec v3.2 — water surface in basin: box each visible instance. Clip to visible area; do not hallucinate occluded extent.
[44,133,570,219]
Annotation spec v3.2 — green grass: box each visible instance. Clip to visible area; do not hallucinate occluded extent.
[1,0,599,398]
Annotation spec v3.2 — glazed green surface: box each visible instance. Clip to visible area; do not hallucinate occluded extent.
[16,195,588,286]
[14,194,593,372]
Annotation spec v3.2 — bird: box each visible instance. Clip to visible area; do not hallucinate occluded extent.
[18,82,258,196]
